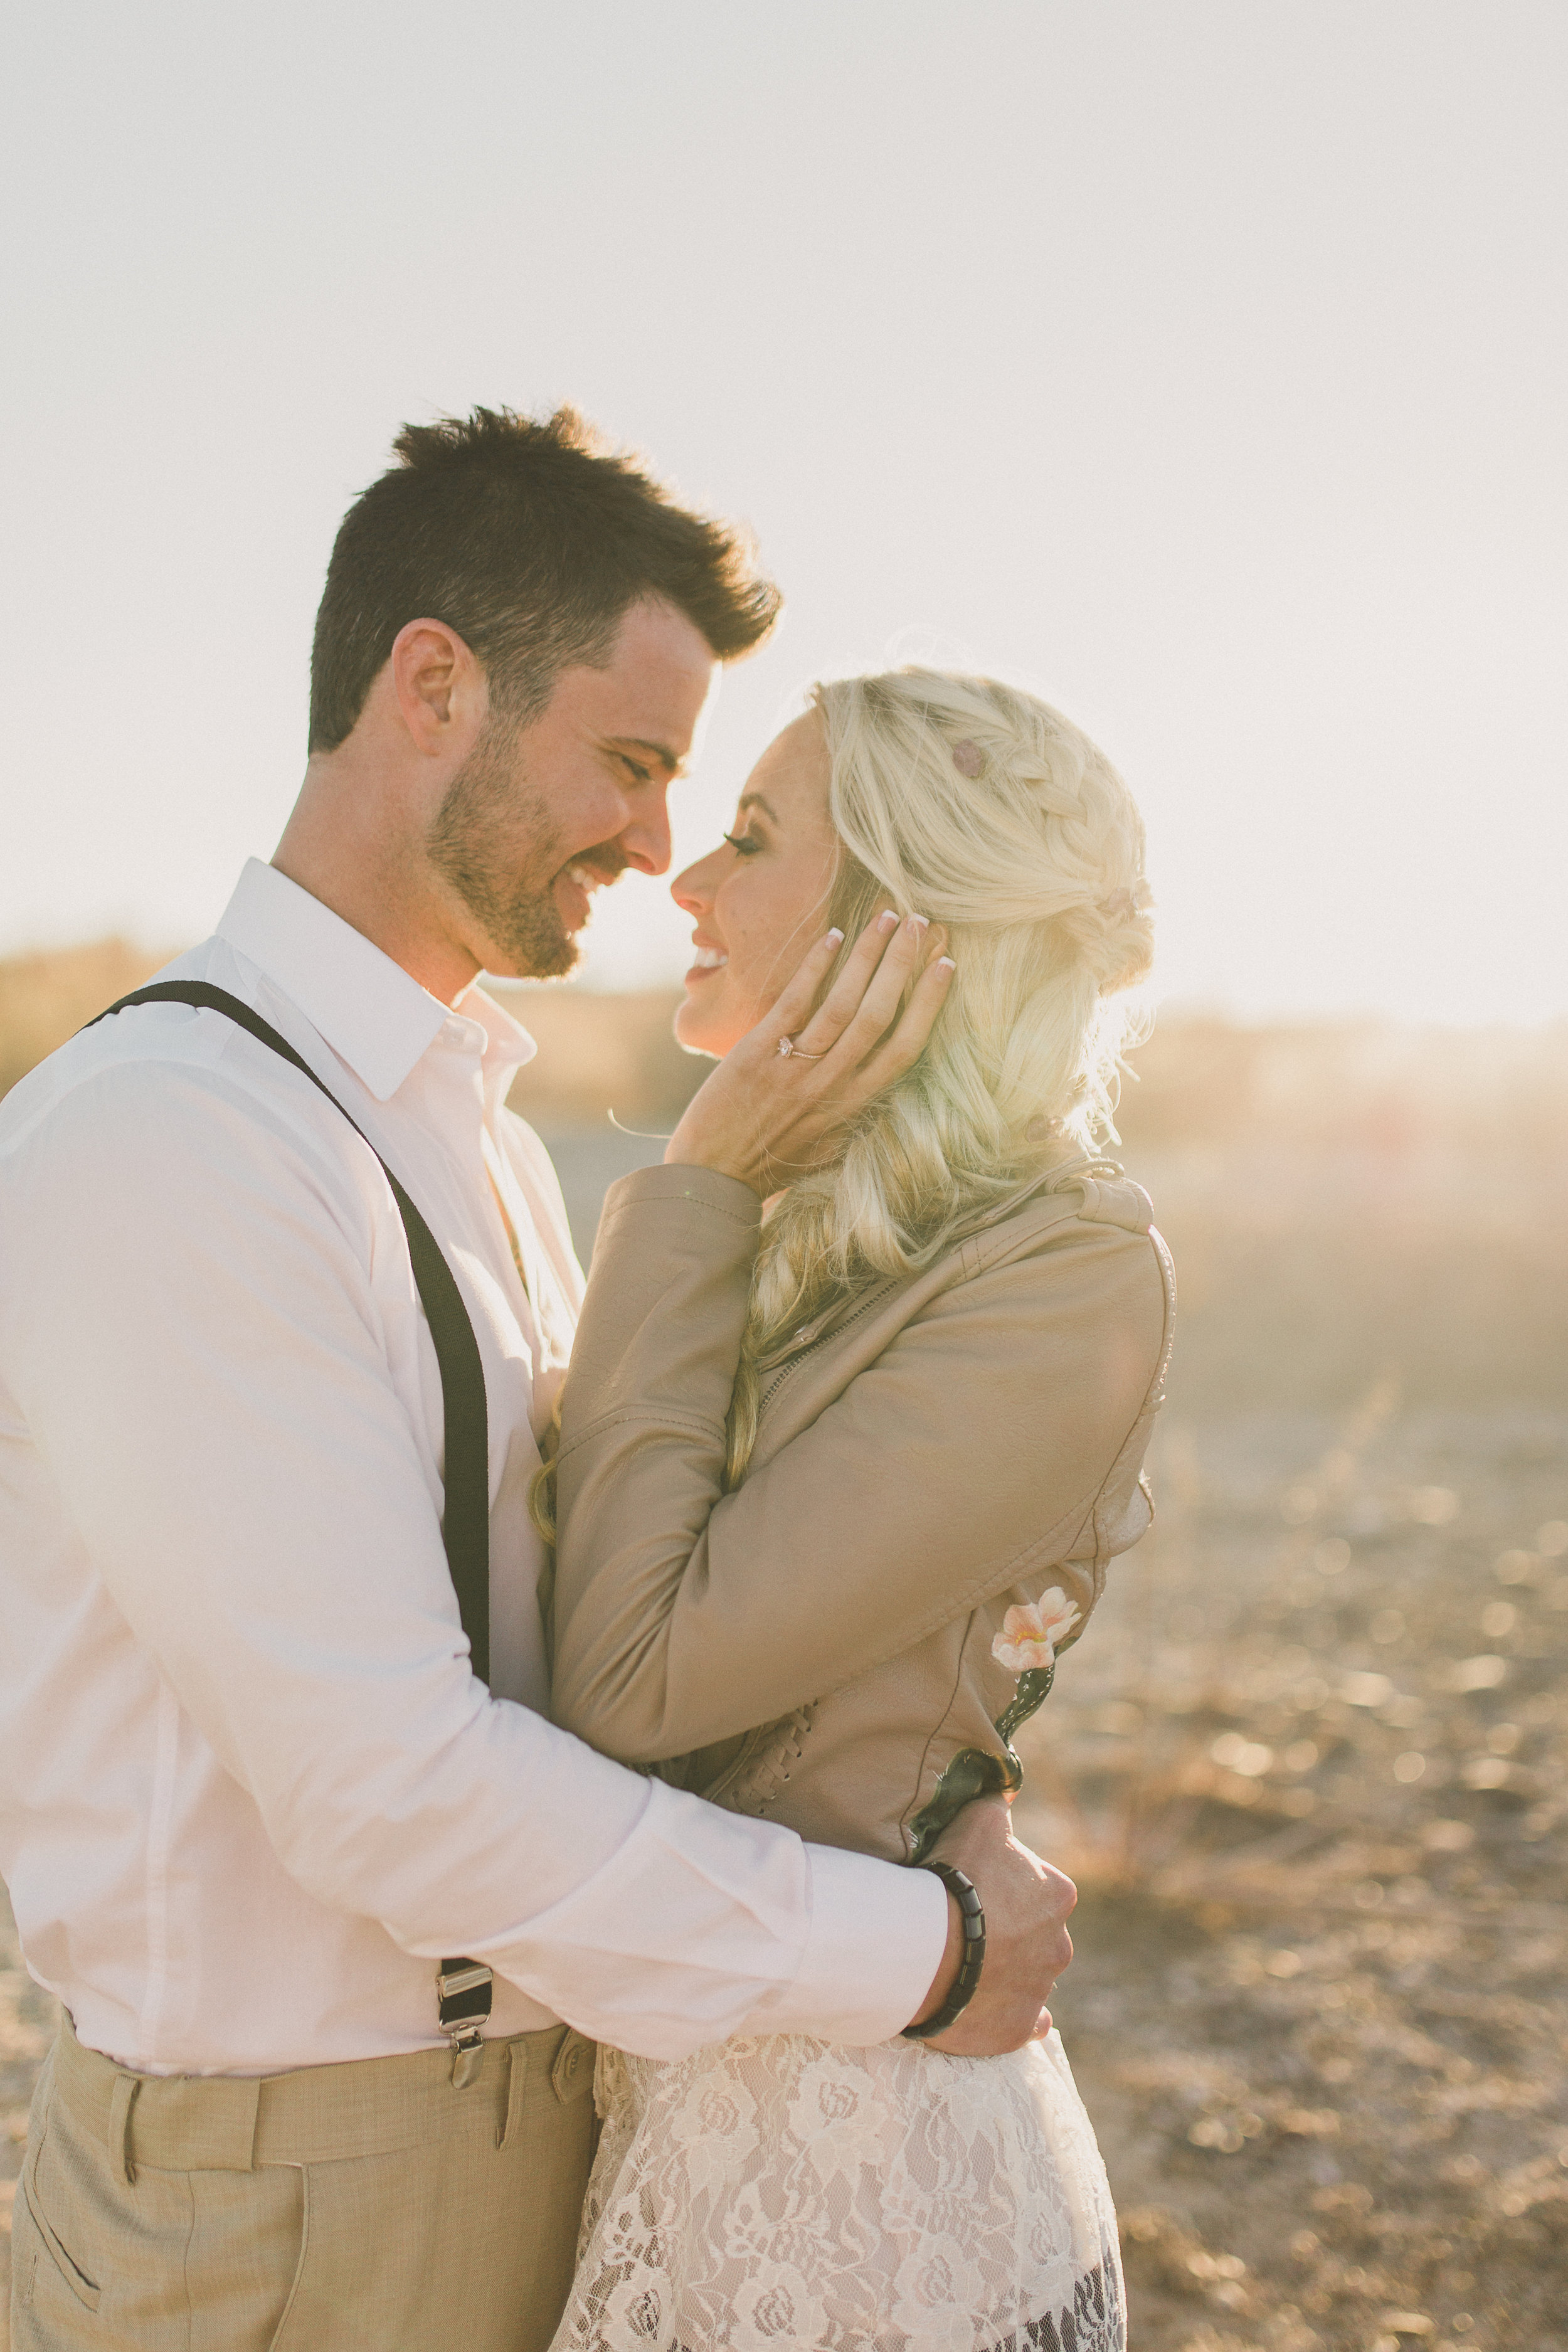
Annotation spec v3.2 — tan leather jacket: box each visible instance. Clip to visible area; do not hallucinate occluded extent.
[549,1157,1175,1866]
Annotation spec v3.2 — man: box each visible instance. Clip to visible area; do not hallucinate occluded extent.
[0,408,1076,2349]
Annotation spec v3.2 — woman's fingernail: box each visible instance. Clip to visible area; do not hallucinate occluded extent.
[908,914,930,934]
[824,928,844,947]
[877,909,899,933]
[937,956,956,973]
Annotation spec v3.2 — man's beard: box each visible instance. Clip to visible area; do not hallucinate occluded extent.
[426,719,619,980]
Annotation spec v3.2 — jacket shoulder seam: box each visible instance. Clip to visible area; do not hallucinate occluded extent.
[557,1407,728,1463]
[600,1182,760,1236]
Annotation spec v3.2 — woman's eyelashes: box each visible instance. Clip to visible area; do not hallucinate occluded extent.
[723,830,763,857]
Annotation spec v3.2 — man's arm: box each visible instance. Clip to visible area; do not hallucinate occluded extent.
[1,1049,950,2056]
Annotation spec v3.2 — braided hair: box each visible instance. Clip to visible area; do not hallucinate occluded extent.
[724,666,1155,1486]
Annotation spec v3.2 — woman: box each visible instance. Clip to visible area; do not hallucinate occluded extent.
[544,668,1173,2352]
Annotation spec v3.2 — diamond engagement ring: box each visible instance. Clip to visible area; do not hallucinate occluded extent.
[776,1036,824,1061]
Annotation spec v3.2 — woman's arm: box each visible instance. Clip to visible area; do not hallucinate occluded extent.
[549,1162,1167,1764]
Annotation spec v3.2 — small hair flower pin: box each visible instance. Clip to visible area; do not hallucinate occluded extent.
[992,1588,1081,1673]
[1098,879,1152,924]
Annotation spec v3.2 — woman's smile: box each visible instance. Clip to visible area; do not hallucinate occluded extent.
[685,937,729,982]
[670,710,840,1057]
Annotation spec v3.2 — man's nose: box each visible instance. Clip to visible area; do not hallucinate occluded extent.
[616,783,674,877]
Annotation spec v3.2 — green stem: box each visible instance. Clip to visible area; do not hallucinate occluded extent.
[904,1659,1059,1864]
[993,1661,1057,1768]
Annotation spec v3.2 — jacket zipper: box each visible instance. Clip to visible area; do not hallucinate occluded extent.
[758,1286,892,1417]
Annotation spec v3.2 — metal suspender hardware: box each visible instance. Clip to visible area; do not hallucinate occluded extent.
[435,1959,496,2073]
[87,984,495,2082]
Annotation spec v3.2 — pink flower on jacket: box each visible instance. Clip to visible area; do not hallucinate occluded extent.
[992,1589,1081,1675]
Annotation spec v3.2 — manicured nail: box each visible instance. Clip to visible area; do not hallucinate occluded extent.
[936,956,956,973]
[908,915,930,935]
[877,909,899,933]
[824,928,844,947]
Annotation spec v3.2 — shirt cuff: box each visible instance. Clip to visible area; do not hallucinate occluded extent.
[755,1842,950,2045]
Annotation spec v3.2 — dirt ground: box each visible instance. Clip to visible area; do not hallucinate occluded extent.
[3,1014,1565,2349]
[1030,1398,1568,2352]
[0,1907,51,2338]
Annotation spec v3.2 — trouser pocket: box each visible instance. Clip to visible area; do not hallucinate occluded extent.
[16,2052,305,2350]
[20,2085,103,2313]
[16,2173,103,2312]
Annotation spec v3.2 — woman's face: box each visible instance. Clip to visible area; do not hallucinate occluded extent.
[672,711,843,1056]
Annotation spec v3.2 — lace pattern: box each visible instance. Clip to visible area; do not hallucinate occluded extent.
[548,2028,1125,2352]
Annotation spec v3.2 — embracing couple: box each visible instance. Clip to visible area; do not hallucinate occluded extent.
[0,408,1172,2352]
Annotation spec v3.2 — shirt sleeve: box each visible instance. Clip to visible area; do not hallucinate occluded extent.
[549,1163,1168,1765]
[0,1054,945,2057]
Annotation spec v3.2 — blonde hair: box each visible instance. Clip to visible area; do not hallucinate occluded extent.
[724,665,1154,1484]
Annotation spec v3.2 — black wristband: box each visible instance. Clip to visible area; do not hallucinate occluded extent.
[903,1862,986,2040]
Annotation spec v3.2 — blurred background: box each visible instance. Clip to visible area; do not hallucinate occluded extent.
[3,6,1566,2347]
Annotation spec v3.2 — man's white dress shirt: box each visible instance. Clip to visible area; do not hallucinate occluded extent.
[0,860,943,2077]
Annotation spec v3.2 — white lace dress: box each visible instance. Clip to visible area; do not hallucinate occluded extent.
[546,2026,1125,2352]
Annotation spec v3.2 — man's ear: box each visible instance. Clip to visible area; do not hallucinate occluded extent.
[389,618,486,755]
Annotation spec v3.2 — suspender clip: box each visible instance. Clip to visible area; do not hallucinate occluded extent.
[437,1957,493,2088]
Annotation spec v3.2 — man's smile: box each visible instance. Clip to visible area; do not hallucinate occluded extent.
[554,849,627,932]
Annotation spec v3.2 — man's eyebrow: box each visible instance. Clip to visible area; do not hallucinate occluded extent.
[608,735,684,776]
[737,790,779,823]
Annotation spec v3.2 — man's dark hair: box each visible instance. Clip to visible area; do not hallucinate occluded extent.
[308,406,781,753]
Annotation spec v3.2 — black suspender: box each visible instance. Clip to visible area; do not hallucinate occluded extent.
[87,982,496,2074]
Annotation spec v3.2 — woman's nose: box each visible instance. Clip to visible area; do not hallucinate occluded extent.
[670,847,724,914]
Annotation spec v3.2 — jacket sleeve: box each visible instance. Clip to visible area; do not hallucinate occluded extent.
[549,1162,1167,1764]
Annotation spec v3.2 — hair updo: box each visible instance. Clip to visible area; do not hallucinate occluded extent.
[724,664,1155,1485]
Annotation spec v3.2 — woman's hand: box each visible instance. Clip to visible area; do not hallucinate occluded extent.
[664,910,953,1194]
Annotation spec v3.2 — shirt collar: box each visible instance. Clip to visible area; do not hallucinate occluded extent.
[460,983,539,1112]
[215,859,536,1103]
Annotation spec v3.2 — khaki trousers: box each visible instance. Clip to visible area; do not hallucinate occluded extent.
[10,2014,596,2352]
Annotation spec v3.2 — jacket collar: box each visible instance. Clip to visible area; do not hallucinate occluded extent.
[215,859,536,1103]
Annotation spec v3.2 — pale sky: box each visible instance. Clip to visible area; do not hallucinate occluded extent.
[4,3,1564,1024]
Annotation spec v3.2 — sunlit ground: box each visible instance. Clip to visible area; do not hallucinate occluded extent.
[1032,1406,1566,2352]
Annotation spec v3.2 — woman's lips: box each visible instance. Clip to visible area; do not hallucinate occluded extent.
[686,943,729,985]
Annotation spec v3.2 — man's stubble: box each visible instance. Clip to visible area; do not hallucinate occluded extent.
[426,714,581,981]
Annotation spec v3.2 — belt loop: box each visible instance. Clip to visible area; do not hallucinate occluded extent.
[238,2075,263,2172]
[108,2073,140,2188]
[497,2039,529,2150]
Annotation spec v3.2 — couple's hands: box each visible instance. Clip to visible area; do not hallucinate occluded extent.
[906,1799,1077,2054]
[665,911,953,1194]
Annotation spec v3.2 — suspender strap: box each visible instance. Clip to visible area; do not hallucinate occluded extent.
[87,981,495,2066]
[88,983,490,1677]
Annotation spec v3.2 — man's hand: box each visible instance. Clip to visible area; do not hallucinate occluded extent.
[904,1798,1076,2055]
